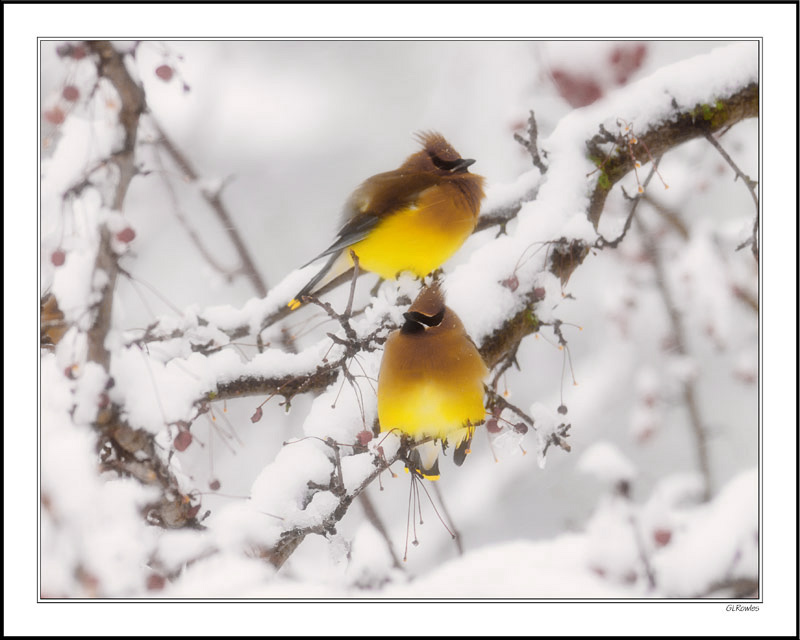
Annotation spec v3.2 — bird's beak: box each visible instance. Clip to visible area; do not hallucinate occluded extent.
[453,158,476,173]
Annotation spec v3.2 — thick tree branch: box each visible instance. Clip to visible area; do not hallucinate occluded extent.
[587,82,758,230]
[84,41,145,370]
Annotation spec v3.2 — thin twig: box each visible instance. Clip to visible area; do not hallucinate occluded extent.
[150,142,238,277]
[358,491,404,570]
[344,251,361,318]
[149,117,269,297]
[641,193,689,240]
[513,109,548,174]
[703,130,759,210]
[431,483,463,556]
[485,385,535,426]
[703,130,759,262]
[635,213,712,502]
[595,157,662,250]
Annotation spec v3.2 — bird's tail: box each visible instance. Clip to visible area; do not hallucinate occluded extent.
[406,441,442,480]
[288,251,343,310]
[452,426,475,466]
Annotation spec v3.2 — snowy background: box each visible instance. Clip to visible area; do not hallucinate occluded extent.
[9,3,799,637]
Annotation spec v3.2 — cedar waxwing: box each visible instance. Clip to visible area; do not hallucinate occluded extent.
[288,132,485,310]
[377,284,488,480]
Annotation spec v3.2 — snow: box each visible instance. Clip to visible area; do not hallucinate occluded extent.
[652,468,758,597]
[161,551,277,598]
[353,525,405,588]
[384,536,639,598]
[578,441,637,484]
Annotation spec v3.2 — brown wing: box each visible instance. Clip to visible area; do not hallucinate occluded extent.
[301,170,441,267]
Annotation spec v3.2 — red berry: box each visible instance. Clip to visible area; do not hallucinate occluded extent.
[174,431,192,452]
[513,422,529,435]
[356,430,373,446]
[62,85,80,101]
[209,479,221,491]
[653,528,672,547]
[155,64,174,81]
[251,407,263,423]
[501,274,519,291]
[51,250,66,266]
[44,107,66,125]
[146,574,166,591]
[485,418,501,434]
[115,227,136,243]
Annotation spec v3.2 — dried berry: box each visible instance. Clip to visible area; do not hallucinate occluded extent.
[146,574,166,591]
[155,64,174,81]
[653,528,672,547]
[62,85,80,101]
[173,431,192,452]
[116,227,136,243]
[485,418,502,434]
[44,107,66,125]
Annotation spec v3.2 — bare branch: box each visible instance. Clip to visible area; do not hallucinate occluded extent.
[703,130,759,263]
[474,201,524,235]
[150,117,269,297]
[703,130,759,209]
[149,143,238,278]
[594,158,663,250]
[359,491,404,570]
[84,41,146,370]
[513,109,548,174]
[636,213,712,502]
[264,444,405,569]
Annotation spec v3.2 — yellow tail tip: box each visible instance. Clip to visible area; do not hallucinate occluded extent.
[403,467,440,481]
[287,298,302,311]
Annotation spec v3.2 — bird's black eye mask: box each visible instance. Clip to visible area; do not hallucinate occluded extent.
[428,152,476,174]
[401,308,445,334]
